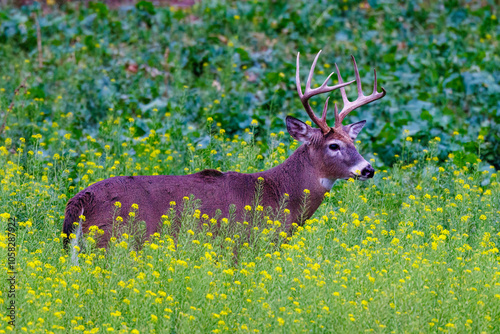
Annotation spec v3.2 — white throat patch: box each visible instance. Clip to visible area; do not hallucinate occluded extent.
[320,178,336,190]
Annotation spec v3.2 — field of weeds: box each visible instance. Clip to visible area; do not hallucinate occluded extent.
[0,1,499,333]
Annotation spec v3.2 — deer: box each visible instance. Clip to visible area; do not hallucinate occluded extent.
[63,50,386,255]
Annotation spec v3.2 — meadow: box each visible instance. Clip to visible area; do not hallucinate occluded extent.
[0,1,499,333]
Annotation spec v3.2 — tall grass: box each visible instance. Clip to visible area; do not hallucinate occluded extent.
[0,125,499,333]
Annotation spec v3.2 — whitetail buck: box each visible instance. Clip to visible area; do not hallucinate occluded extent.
[63,50,386,251]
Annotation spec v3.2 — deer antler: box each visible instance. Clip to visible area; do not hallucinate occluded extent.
[296,50,354,134]
[333,55,386,128]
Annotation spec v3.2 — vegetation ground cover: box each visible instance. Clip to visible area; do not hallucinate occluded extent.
[0,1,499,333]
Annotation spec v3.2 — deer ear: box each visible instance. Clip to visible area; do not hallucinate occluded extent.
[286,116,313,143]
[343,120,366,140]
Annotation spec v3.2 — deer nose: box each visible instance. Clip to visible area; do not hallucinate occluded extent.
[361,165,375,178]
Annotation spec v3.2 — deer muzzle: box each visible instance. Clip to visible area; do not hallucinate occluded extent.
[360,165,375,179]
[349,160,374,180]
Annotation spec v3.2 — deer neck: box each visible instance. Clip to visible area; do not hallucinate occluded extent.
[259,144,333,224]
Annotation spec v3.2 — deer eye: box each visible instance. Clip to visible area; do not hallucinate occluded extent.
[329,143,340,151]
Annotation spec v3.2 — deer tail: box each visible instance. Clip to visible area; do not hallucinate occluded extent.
[63,192,92,250]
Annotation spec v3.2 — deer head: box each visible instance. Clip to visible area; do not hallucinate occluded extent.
[287,50,386,188]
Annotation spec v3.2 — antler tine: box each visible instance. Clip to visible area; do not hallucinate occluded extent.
[296,53,304,97]
[334,55,387,127]
[334,102,340,127]
[305,51,321,93]
[296,51,354,134]
[334,63,350,109]
[351,55,364,98]
[321,97,330,120]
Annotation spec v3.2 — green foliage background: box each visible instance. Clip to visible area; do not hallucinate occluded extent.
[0,0,499,168]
